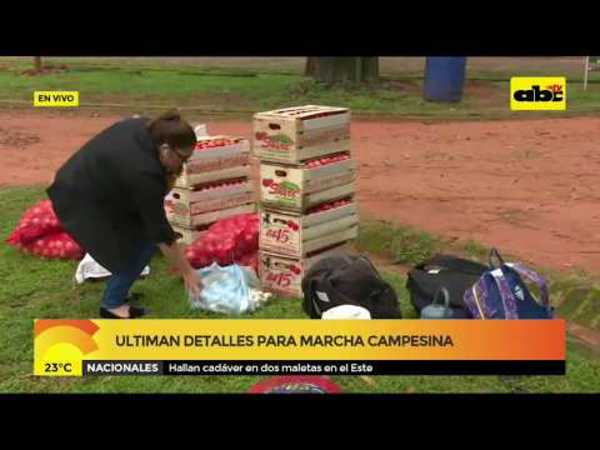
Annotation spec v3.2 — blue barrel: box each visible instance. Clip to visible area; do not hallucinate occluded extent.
[423,57,467,102]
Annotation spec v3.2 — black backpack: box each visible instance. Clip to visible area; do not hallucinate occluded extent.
[302,253,402,319]
[406,253,493,318]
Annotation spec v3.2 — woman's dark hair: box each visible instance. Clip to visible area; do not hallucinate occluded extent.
[146,109,196,152]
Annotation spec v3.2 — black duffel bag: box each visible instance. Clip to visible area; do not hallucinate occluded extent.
[302,253,402,319]
[406,253,491,318]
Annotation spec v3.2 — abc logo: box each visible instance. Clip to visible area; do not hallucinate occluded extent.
[510,77,566,111]
[513,85,563,103]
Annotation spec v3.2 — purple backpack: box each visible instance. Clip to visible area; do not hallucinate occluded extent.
[463,249,553,320]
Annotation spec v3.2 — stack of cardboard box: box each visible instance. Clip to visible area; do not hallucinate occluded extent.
[253,105,358,298]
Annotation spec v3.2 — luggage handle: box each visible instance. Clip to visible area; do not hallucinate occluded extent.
[489,248,505,268]
[433,288,450,308]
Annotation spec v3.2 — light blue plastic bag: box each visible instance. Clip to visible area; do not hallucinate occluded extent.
[189,263,265,315]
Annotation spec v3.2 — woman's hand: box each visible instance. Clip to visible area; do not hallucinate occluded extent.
[182,267,203,299]
[158,242,203,298]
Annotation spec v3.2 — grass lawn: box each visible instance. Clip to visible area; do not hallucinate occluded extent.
[356,221,600,332]
[1,186,600,393]
[0,59,599,119]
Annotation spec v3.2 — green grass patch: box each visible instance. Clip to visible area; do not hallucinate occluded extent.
[0,61,599,119]
[463,240,489,260]
[356,221,447,266]
[0,68,299,108]
[357,219,600,332]
[1,187,600,393]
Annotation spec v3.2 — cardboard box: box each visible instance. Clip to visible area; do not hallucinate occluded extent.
[176,164,251,189]
[259,244,349,298]
[174,135,250,188]
[166,181,255,218]
[259,201,358,257]
[189,135,249,163]
[171,225,210,245]
[167,201,256,228]
[253,105,350,163]
[259,156,355,212]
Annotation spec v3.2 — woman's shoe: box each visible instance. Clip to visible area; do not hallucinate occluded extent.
[99,305,147,319]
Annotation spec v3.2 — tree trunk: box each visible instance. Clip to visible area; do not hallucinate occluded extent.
[305,57,319,77]
[311,57,378,84]
[34,57,42,73]
[362,57,379,82]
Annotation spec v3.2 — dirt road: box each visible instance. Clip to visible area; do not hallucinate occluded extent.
[2,110,599,273]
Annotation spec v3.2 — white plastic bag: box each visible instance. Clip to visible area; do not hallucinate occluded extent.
[74,253,150,284]
[189,262,271,315]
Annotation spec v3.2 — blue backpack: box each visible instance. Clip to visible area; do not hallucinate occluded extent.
[463,249,554,320]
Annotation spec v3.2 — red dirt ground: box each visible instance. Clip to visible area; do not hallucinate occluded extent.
[2,111,599,273]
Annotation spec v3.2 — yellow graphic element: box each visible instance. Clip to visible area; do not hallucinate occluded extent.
[510,77,566,111]
[33,91,79,107]
[37,343,84,377]
[34,320,99,377]
[34,319,565,376]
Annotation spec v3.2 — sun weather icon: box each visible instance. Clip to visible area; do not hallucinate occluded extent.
[34,320,100,377]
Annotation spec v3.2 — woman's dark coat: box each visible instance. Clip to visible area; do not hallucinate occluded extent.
[47,117,177,273]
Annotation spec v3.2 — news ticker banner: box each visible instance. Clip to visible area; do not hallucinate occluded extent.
[33,319,566,377]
